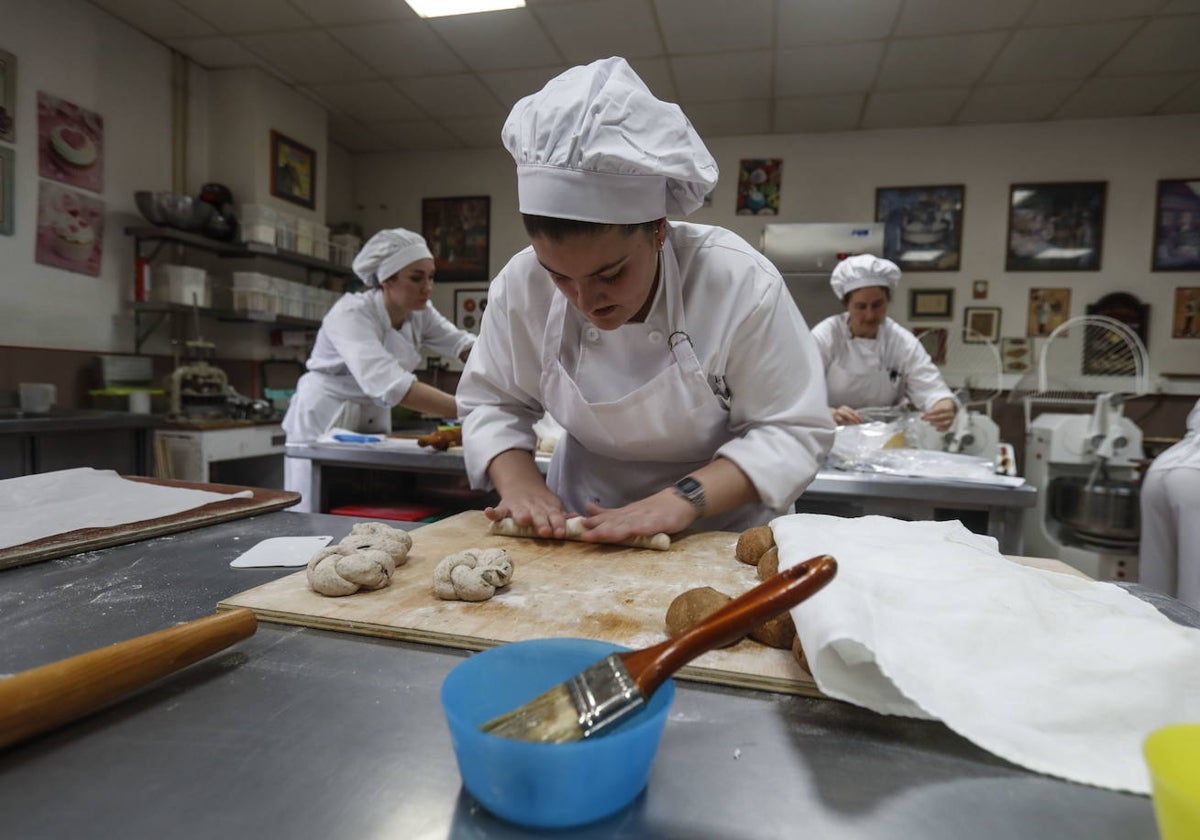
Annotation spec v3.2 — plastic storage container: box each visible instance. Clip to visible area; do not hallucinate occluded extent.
[232,271,277,315]
[330,233,362,267]
[239,204,277,246]
[295,218,315,256]
[275,211,298,252]
[155,265,210,307]
[313,223,330,262]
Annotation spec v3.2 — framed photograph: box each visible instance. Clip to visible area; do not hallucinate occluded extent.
[423,196,490,284]
[1006,181,1106,271]
[0,49,15,143]
[736,158,782,216]
[35,180,104,276]
[972,279,988,299]
[908,288,954,320]
[964,307,1001,343]
[453,287,488,334]
[1028,287,1071,336]
[1000,337,1032,374]
[913,326,948,364]
[1152,179,1200,271]
[0,146,12,236]
[38,92,104,194]
[875,184,964,271]
[1173,287,1200,338]
[270,130,316,209]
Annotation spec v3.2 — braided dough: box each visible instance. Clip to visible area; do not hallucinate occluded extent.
[433,548,514,601]
[307,521,413,597]
[489,516,670,551]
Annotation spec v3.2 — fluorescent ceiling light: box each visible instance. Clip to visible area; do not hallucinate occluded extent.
[405,0,525,17]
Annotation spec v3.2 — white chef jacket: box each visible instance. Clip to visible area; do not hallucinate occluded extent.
[457,222,834,529]
[810,314,955,412]
[1139,398,1200,609]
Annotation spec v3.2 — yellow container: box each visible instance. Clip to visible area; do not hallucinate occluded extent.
[1144,724,1200,840]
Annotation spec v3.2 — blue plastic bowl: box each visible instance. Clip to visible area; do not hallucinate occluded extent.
[441,638,675,829]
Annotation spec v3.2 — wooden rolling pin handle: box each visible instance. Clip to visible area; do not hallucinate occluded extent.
[0,607,258,751]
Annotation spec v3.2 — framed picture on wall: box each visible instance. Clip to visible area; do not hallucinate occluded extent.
[1152,179,1200,271]
[913,326,949,364]
[0,146,13,236]
[453,287,489,334]
[963,307,1001,343]
[908,288,954,319]
[0,49,15,143]
[1027,287,1071,336]
[875,184,964,271]
[1000,337,1032,373]
[38,92,104,194]
[1006,181,1106,271]
[270,130,316,209]
[735,158,782,215]
[1173,287,1200,338]
[422,196,490,284]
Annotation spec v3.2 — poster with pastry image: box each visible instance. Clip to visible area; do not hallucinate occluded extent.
[1000,337,1032,373]
[35,180,104,276]
[37,92,103,194]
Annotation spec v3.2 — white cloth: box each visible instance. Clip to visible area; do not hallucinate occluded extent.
[812,314,955,412]
[773,513,1200,794]
[829,253,901,300]
[351,227,433,287]
[0,468,252,550]
[1139,398,1200,609]
[458,222,834,525]
[502,56,718,223]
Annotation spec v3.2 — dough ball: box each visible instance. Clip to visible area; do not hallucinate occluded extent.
[433,548,514,602]
[735,526,775,566]
[340,521,412,565]
[756,546,780,581]
[665,587,742,647]
[749,611,796,650]
[307,545,396,597]
[792,634,810,674]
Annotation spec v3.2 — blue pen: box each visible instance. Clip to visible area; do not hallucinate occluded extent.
[332,433,381,443]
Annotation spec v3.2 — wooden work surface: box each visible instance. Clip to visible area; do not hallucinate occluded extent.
[0,478,300,572]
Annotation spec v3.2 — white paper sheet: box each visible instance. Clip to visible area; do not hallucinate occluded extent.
[0,468,254,550]
[230,535,332,568]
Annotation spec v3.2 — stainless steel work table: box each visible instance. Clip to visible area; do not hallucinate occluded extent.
[0,510,1170,839]
[287,441,1036,553]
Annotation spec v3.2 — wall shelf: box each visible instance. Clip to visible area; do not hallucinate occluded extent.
[125,225,357,280]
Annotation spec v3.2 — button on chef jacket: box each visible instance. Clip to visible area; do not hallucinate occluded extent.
[810,313,955,412]
[457,222,835,531]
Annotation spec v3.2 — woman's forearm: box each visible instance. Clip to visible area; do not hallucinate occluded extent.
[398,380,457,418]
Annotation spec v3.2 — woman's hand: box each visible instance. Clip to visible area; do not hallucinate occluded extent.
[578,489,699,543]
[831,405,863,426]
[921,398,958,432]
[485,449,570,538]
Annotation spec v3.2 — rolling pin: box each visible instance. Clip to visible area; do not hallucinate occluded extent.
[0,608,258,750]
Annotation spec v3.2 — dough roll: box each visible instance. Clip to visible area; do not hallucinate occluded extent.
[489,516,670,551]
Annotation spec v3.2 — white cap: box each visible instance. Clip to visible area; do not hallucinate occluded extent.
[352,228,434,287]
[830,254,902,300]
[501,56,718,224]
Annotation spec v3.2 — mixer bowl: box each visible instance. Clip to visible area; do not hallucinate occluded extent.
[134,191,215,231]
[1049,475,1140,543]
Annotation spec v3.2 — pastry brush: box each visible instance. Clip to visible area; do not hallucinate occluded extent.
[480,554,837,743]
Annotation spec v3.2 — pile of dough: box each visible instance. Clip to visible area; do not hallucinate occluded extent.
[489,516,670,551]
[433,548,514,602]
[665,587,741,648]
[735,526,775,566]
[307,521,412,597]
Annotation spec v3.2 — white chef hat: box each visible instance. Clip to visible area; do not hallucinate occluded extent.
[352,228,434,287]
[501,56,718,224]
[830,254,902,300]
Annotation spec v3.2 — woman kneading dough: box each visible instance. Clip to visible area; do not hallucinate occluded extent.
[283,228,475,510]
[456,57,834,545]
[810,254,958,431]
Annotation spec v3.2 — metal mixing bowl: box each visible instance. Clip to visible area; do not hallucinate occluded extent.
[1049,475,1140,543]
[134,191,214,231]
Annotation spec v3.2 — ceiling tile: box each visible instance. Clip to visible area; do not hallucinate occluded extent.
[328,117,393,153]
[89,0,217,39]
[1101,16,1200,75]
[861,88,970,129]
[1054,74,1196,119]
[677,99,771,138]
[775,42,886,97]
[175,0,312,34]
[238,30,377,84]
[1158,75,1200,113]
[955,82,1078,124]
[289,0,418,25]
[535,0,663,63]
[1024,0,1161,26]
[774,94,865,133]
[479,66,571,108]
[442,115,508,148]
[878,31,1008,91]
[367,119,465,151]
[654,0,775,54]
[625,56,677,101]
[330,20,467,77]
[671,52,772,103]
[305,81,424,123]
[984,21,1141,84]
[894,0,1033,37]
[397,74,506,117]
[429,9,561,72]
[166,36,259,68]
[778,0,901,46]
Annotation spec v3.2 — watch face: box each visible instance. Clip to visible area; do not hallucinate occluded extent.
[676,477,701,495]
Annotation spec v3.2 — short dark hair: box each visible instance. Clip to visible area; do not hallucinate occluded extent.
[521,214,658,242]
[842,286,893,306]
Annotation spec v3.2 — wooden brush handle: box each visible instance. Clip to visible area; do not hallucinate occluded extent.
[0,608,257,750]
[621,556,837,697]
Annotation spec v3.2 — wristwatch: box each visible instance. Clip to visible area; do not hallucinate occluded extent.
[672,476,707,516]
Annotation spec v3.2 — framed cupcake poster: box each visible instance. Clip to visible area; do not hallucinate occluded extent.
[35,180,104,276]
[37,92,104,194]
[0,49,15,143]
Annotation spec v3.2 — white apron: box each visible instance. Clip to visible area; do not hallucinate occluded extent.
[539,249,770,531]
[825,329,905,412]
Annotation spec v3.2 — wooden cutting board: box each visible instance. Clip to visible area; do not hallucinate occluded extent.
[219,510,823,696]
